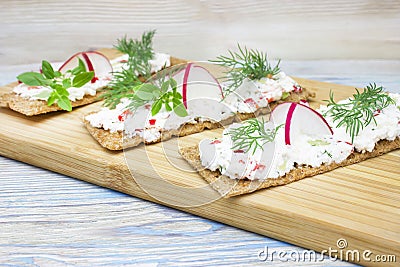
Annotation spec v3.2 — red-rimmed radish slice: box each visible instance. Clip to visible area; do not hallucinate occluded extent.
[271,102,333,145]
[59,51,112,83]
[172,63,223,108]
[299,99,310,107]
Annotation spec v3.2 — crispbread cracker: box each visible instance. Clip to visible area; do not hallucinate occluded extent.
[0,93,101,116]
[0,57,188,116]
[179,138,400,197]
[84,89,315,150]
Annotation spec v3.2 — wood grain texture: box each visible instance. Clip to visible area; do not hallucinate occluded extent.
[0,0,399,66]
[0,50,399,266]
[0,157,357,267]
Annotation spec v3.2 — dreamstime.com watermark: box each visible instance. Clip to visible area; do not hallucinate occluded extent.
[257,238,397,263]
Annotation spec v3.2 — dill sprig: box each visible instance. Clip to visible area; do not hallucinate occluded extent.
[210,44,281,96]
[226,118,283,154]
[102,30,156,109]
[115,30,155,79]
[325,83,395,142]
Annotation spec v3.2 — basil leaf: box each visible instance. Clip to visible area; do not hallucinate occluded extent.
[169,78,177,89]
[161,80,169,93]
[78,58,87,72]
[17,72,47,86]
[165,102,172,111]
[151,99,163,116]
[54,84,68,95]
[72,58,87,75]
[54,71,62,78]
[173,103,188,117]
[136,84,158,100]
[173,91,183,99]
[34,91,51,100]
[62,79,72,89]
[42,60,55,79]
[72,71,94,87]
[57,95,72,111]
[47,92,57,106]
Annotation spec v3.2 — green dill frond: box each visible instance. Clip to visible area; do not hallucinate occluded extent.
[226,118,282,154]
[102,30,156,109]
[210,44,281,96]
[325,83,395,142]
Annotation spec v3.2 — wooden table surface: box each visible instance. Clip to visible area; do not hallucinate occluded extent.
[0,60,399,266]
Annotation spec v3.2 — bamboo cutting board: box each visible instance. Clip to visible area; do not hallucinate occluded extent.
[0,49,399,266]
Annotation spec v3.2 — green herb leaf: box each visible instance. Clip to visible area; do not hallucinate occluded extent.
[72,71,94,87]
[34,91,51,99]
[57,95,72,111]
[173,102,188,117]
[161,80,170,93]
[226,118,283,155]
[165,102,172,112]
[102,31,157,109]
[325,83,395,142]
[307,139,330,146]
[48,86,72,111]
[47,93,57,106]
[41,60,55,79]
[54,71,62,78]
[62,79,72,89]
[54,84,69,96]
[281,91,290,100]
[210,44,281,97]
[71,58,87,75]
[17,72,47,86]
[170,78,177,90]
[151,99,163,116]
[136,84,159,100]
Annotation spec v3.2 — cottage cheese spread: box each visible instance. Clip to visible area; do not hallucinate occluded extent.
[222,72,302,113]
[199,93,400,181]
[85,97,233,142]
[85,70,300,142]
[13,76,112,102]
[110,53,171,74]
[13,52,171,102]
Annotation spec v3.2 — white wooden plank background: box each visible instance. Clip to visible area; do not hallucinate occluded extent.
[0,0,400,66]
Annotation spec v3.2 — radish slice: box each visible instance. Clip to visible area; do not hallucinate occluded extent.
[172,63,223,108]
[271,102,333,145]
[58,51,112,83]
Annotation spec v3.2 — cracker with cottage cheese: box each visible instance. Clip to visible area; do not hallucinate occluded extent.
[0,53,185,116]
[180,90,400,197]
[84,84,314,151]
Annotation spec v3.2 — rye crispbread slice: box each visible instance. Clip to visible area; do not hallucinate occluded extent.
[0,93,101,116]
[84,88,315,150]
[179,137,400,197]
[0,57,188,116]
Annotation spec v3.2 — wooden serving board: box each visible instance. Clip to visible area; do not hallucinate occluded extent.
[0,49,399,266]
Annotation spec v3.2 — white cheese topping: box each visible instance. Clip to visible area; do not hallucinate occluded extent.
[110,53,171,74]
[199,93,400,180]
[85,97,233,140]
[12,52,171,103]
[222,72,301,113]
[13,76,112,102]
[85,71,300,141]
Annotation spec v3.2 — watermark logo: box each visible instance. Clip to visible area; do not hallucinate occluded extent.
[257,238,397,264]
[336,238,348,249]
